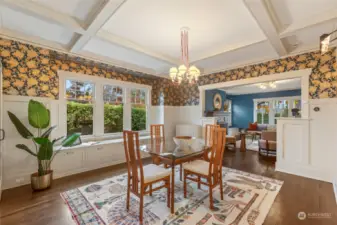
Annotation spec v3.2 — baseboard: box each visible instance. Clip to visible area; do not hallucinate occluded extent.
[275,161,333,183]
[333,181,337,204]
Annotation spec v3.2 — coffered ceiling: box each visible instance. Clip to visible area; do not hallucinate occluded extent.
[0,0,336,78]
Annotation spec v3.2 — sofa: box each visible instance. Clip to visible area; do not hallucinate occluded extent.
[258,130,277,157]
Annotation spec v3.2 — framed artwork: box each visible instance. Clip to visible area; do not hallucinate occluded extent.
[213,93,222,110]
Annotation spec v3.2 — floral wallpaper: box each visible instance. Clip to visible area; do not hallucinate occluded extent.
[197,48,337,101]
[0,38,184,106]
[1,37,336,106]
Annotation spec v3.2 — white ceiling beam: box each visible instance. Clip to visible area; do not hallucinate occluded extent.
[280,8,337,38]
[70,0,126,52]
[97,30,179,65]
[243,0,288,56]
[0,0,86,34]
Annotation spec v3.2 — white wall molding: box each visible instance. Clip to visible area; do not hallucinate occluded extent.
[334,181,337,204]
[199,69,311,119]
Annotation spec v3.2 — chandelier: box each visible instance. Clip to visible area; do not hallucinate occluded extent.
[169,27,200,84]
[257,81,276,89]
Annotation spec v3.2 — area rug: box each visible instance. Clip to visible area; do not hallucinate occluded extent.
[61,166,283,225]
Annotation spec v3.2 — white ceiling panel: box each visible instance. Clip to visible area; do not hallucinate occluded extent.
[0,5,76,45]
[223,78,301,95]
[83,38,173,71]
[271,0,337,26]
[197,41,279,74]
[30,0,104,22]
[102,0,266,61]
[282,20,337,53]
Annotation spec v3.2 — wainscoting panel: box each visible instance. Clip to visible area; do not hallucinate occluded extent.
[282,124,304,164]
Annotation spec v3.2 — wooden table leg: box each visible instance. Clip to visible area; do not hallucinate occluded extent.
[171,163,175,214]
[240,133,246,152]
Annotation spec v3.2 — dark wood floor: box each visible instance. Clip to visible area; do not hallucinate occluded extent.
[0,150,336,225]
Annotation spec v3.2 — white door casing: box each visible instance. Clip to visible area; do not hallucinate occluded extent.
[0,58,3,200]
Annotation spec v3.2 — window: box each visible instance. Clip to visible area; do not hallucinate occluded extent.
[131,89,147,131]
[254,96,301,125]
[256,101,269,124]
[103,85,123,134]
[66,80,94,136]
[61,72,151,138]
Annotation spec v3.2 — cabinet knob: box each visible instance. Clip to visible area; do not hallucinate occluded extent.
[66,151,74,155]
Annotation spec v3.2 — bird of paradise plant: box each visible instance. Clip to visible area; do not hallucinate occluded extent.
[7,99,80,177]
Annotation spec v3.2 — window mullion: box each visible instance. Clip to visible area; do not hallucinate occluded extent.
[94,82,104,137]
[124,87,131,130]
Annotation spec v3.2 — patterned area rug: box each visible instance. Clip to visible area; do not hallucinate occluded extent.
[61,166,283,225]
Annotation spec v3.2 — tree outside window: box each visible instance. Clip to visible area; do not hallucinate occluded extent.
[103,85,123,133]
[131,89,147,131]
[66,80,94,136]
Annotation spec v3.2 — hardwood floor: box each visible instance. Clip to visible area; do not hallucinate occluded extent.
[0,151,336,225]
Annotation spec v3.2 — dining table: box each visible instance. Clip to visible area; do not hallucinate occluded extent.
[139,138,210,213]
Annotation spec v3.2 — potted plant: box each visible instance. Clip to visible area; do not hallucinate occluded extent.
[8,99,80,191]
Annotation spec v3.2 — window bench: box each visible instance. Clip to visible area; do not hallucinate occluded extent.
[3,136,151,190]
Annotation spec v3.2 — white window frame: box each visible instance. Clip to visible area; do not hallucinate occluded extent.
[58,71,152,140]
[253,96,301,125]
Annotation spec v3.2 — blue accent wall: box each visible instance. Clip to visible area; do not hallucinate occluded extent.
[228,89,301,129]
[205,89,226,112]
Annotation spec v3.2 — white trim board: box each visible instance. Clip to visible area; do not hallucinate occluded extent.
[334,181,337,204]
[253,96,301,102]
[199,69,311,120]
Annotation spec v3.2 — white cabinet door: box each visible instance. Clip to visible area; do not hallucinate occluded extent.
[53,149,84,177]
[86,145,113,166]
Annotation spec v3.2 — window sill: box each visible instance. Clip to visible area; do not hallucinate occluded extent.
[56,133,151,151]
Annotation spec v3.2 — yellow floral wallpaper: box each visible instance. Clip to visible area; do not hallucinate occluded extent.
[198,48,337,100]
[1,37,336,106]
[0,38,185,106]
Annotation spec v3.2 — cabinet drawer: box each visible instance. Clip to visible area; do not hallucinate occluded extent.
[53,150,84,174]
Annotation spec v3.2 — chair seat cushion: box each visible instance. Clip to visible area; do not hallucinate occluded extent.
[141,164,171,183]
[183,160,210,176]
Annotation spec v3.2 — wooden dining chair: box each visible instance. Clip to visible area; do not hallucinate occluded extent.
[183,127,226,210]
[203,124,220,161]
[123,130,171,223]
[150,124,165,142]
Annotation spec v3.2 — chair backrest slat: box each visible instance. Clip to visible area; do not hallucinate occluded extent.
[150,124,165,143]
[205,124,220,147]
[123,130,143,194]
[208,128,226,185]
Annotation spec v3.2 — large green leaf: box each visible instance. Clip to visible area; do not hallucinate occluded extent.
[62,133,81,147]
[28,100,50,129]
[7,111,33,139]
[16,144,37,157]
[35,138,53,161]
[41,125,57,138]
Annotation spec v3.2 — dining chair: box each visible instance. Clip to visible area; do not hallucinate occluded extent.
[150,124,165,142]
[123,130,171,223]
[150,124,186,180]
[183,127,226,210]
[203,124,220,161]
